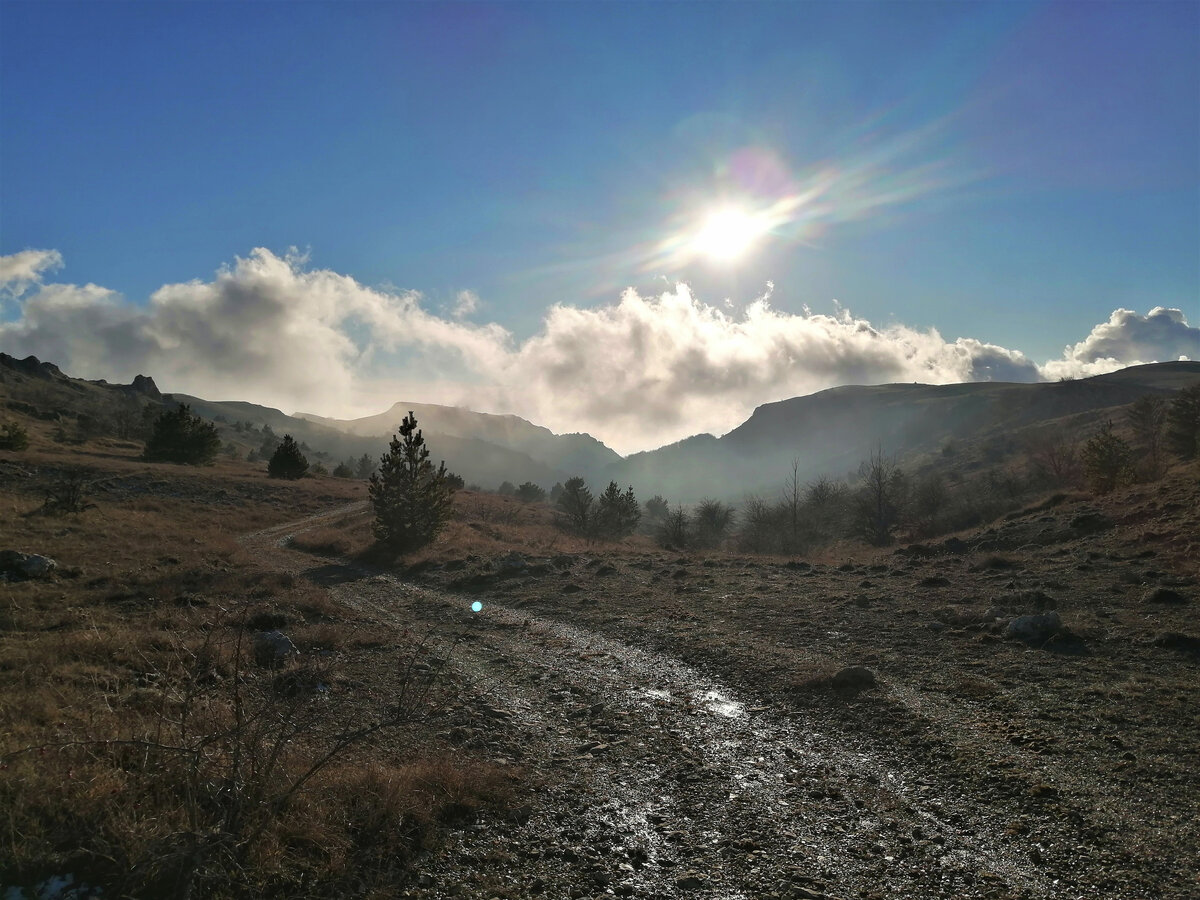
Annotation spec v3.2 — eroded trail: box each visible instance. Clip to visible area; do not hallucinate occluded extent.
[243,515,1073,900]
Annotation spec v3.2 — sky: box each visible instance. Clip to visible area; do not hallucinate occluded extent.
[1,1,1197,454]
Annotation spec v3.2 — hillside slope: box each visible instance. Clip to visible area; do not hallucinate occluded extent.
[608,362,1200,501]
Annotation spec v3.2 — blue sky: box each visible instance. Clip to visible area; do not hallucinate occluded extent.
[1,1,1197,451]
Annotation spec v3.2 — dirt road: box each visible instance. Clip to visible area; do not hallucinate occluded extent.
[243,504,1197,900]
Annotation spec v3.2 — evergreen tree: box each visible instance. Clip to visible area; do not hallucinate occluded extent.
[554,476,593,536]
[369,412,454,552]
[594,481,641,539]
[267,434,309,480]
[143,405,220,465]
[1081,421,1134,494]
[1165,383,1200,461]
[355,453,375,479]
[333,460,355,478]
[516,481,546,503]
[1126,395,1168,480]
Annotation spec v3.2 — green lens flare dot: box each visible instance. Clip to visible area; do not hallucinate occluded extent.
[471,601,483,613]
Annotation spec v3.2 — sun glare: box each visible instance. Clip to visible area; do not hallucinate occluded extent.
[690,206,770,263]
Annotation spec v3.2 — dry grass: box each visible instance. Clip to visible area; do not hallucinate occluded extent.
[0,437,513,896]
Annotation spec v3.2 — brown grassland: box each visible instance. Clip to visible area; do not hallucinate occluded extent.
[1,426,516,898]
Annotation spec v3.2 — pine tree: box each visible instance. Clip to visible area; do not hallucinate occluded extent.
[516,481,546,503]
[554,476,593,536]
[369,412,454,552]
[1125,395,1168,480]
[594,481,640,539]
[267,434,309,480]
[355,453,375,479]
[1165,383,1200,461]
[143,404,220,465]
[1081,420,1134,494]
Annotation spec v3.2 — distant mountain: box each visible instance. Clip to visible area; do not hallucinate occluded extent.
[7,350,1197,506]
[605,361,1200,503]
[297,402,621,479]
[169,396,578,489]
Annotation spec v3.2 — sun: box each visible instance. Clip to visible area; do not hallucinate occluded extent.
[690,205,770,263]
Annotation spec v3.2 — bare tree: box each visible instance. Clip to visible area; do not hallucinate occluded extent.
[781,457,804,553]
[1026,426,1081,488]
[851,447,905,546]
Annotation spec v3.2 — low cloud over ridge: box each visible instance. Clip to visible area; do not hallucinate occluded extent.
[0,248,1195,454]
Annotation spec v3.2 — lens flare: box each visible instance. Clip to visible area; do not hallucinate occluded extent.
[471,601,483,613]
[690,206,771,263]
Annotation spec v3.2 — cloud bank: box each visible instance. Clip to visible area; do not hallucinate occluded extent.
[1,248,1195,454]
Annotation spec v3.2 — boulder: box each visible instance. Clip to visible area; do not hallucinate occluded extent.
[0,550,57,581]
[496,551,528,578]
[253,630,297,668]
[831,666,877,691]
[1005,611,1062,644]
[1143,587,1189,605]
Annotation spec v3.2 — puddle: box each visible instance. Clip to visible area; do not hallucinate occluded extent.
[699,688,745,718]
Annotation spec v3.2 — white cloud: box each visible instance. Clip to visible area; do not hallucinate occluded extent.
[1038,307,1199,381]
[452,289,480,319]
[0,249,64,299]
[0,248,1193,454]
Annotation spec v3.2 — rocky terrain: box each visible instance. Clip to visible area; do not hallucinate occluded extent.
[243,472,1199,899]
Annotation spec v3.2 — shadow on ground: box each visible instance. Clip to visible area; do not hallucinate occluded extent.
[301,564,369,587]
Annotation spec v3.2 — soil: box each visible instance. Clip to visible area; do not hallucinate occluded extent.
[243,477,1200,900]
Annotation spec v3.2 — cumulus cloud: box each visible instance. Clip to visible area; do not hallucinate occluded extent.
[480,289,1041,449]
[0,249,64,299]
[0,248,508,415]
[1039,307,1199,381]
[0,248,1192,454]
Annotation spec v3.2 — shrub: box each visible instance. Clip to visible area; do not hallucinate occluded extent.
[143,405,220,465]
[369,412,454,553]
[644,494,668,522]
[445,471,465,490]
[268,435,309,480]
[497,480,517,496]
[1081,420,1134,494]
[0,421,30,451]
[693,498,735,549]
[515,481,546,503]
[333,461,355,478]
[657,504,691,548]
[594,482,640,540]
[1026,426,1082,488]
